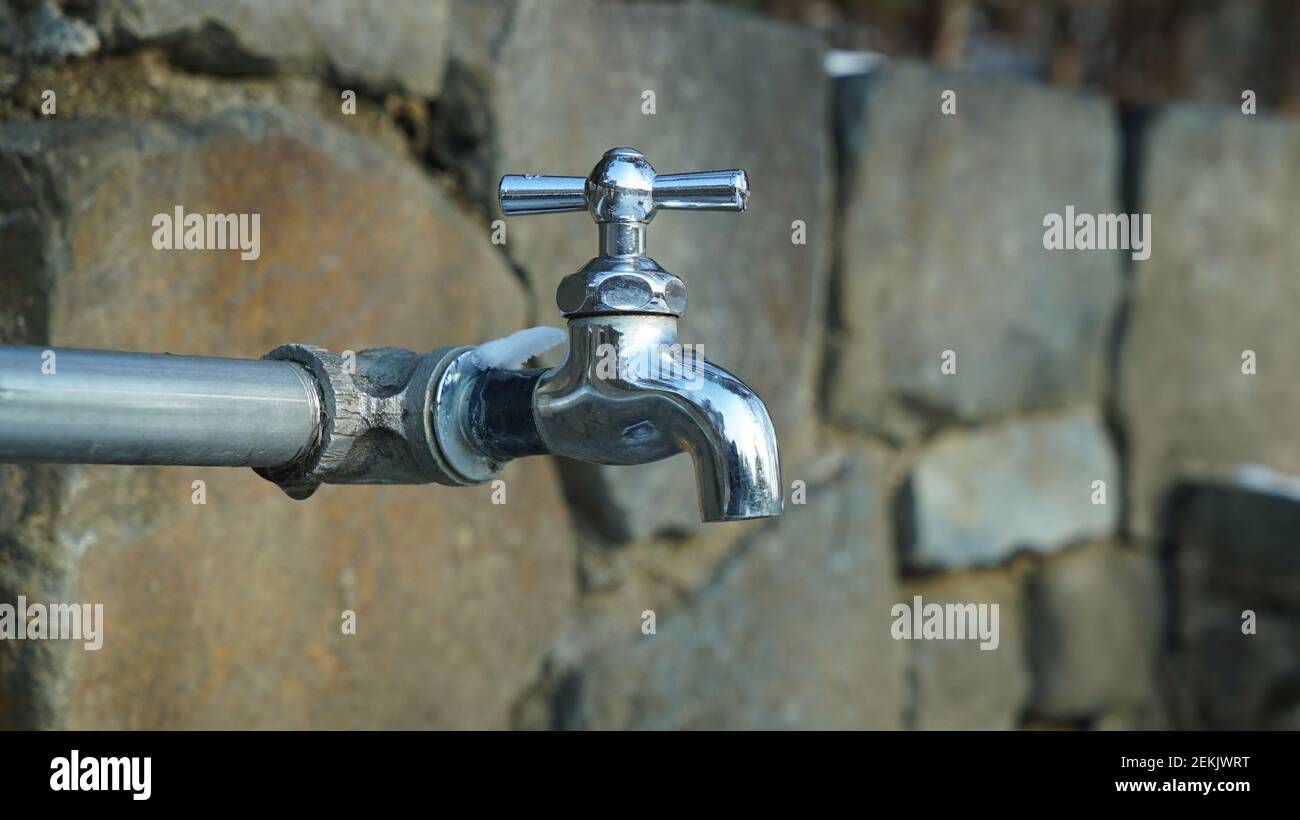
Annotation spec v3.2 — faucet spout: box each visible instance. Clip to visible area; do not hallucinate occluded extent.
[650,357,784,521]
[531,315,782,522]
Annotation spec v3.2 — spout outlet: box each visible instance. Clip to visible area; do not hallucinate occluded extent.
[532,316,782,522]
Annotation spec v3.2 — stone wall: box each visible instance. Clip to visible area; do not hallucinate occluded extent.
[1,0,1295,729]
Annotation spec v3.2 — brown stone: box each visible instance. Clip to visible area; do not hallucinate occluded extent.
[1026,544,1162,721]
[81,0,450,96]
[902,569,1029,730]
[59,467,573,729]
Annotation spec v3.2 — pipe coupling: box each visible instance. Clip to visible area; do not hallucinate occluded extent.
[255,344,502,499]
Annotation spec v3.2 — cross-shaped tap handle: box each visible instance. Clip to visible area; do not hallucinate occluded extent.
[499,147,749,224]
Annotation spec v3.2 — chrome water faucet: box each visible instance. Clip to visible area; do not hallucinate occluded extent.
[489,148,783,521]
[0,148,782,524]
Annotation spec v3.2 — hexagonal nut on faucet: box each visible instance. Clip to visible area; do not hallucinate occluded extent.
[556,263,688,317]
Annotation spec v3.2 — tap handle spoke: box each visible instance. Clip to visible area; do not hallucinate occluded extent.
[498,175,588,215]
[498,148,749,223]
[653,170,749,212]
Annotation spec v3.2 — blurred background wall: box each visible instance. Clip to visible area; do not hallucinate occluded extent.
[0,0,1296,729]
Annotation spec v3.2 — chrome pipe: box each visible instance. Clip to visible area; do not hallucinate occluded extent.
[0,346,321,468]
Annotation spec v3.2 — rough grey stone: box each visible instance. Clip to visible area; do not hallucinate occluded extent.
[1163,605,1300,730]
[0,463,70,729]
[84,0,449,95]
[0,4,14,54]
[1026,544,1162,721]
[1166,480,1300,623]
[1160,482,1300,728]
[1,1,101,62]
[899,409,1119,570]
[904,570,1029,730]
[1120,105,1300,538]
[830,63,1124,441]
[571,449,904,729]
[443,0,833,540]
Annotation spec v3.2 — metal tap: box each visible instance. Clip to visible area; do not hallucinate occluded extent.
[486,148,784,521]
